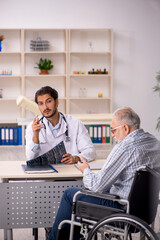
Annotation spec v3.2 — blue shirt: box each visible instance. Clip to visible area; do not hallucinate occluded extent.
[48,113,62,137]
[83,129,160,200]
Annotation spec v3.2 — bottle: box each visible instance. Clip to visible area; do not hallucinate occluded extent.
[88,41,93,52]
[79,88,83,97]
[83,88,86,97]
[0,88,3,98]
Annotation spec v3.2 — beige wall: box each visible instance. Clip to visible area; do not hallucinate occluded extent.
[0,0,160,138]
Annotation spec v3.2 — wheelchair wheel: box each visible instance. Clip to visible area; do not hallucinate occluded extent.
[87,213,158,240]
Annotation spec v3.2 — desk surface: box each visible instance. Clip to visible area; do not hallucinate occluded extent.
[0,159,106,180]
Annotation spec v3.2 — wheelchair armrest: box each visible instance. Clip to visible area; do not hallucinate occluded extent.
[80,188,120,201]
[73,189,129,213]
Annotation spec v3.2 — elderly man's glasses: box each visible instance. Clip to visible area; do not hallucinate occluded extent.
[111,125,123,134]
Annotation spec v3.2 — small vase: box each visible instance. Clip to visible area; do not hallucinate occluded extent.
[39,69,49,75]
[0,41,2,51]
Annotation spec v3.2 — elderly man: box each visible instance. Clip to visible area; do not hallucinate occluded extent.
[47,107,160,240]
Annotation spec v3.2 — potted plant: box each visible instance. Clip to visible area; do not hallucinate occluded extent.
[35,58,53,74]
[153,71,160,131]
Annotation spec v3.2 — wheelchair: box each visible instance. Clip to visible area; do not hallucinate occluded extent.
[57,166,160,240]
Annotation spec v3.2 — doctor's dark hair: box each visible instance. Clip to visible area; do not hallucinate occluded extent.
[35,86,58,103]
[113,107,140,129]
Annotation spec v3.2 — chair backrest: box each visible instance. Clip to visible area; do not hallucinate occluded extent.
[128,166,160,225]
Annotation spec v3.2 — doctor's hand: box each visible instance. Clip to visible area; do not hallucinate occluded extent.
[32,117,43,144]
[61,153,80,164]
[77,156,90,173]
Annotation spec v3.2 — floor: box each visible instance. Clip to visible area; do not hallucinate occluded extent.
[0,145,160,240]
[0,228,45,240]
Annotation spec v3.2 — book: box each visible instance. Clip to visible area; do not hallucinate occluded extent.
[21,164,57,174]
[1,128,5,145]
[88,125,94,142]
[26,141,66,167]
[18,126,22,145]
[0,126,23,146]
[102,125,106,143]
[97,125,102,143]
[106,125,111,143]
[93,125,98,143]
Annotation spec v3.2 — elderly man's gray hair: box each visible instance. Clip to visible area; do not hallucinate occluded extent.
[113,107,140,129]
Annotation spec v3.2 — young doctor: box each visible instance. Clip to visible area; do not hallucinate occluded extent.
[25,86,96,163]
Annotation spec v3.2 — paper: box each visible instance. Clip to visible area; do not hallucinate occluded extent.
[26,141,66,167]
[21,164,56,174]
[75,161,104,170]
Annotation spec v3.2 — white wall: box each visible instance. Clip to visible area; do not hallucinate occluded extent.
[0,0,160,137]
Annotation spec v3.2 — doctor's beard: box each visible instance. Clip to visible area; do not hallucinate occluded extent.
[43,107,57,119]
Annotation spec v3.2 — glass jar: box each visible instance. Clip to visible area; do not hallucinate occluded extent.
[0,88,3,98]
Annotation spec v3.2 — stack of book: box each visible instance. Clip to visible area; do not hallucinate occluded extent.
[86,125,111,144]
[30,37,50,51]
[0,126,22,145]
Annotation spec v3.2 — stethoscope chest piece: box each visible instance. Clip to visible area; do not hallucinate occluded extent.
[65,136,71,142]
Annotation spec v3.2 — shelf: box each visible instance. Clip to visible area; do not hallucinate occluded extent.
[25,52,66,75]
[24,51,66,54]
[24,29,67,52]
[70,74,111,77]
[71,113,113,122]
[0,75,21,78]
[83,121,111,125]
[0,52,21,55]
[29,97,67,101]
[70,51,111,55]
[0,120,18,124]
[0,28,113,146]
[70,97,111,100]
[0,145,23,148]
[0,98,17,101]
[24,74,67,78]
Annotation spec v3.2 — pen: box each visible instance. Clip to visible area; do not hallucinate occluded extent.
[49,165,58,173]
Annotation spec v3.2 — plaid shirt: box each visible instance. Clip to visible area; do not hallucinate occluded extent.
[83,129,160,200]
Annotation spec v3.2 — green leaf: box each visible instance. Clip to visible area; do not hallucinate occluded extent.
[156,117,160,132]
[35,58,54,70]
[153,71,160,131]
[153,85,160,92]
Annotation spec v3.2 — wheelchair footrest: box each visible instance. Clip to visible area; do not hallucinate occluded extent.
[76,201,125,221]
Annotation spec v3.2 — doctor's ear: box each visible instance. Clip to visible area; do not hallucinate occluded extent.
[55,99,59,107]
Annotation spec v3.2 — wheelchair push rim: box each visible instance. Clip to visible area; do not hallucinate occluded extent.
[87,213,158,240]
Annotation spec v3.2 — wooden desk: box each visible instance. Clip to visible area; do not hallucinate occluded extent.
[0,161,83,240]
[0,161,83,181]
[0,160,105,240]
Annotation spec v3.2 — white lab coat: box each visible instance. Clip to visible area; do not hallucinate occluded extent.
[25,114,96,161]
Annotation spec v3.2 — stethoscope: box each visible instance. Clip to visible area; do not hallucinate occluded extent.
[39,112,71,142]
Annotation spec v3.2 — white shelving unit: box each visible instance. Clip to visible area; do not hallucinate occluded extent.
[0,29,22,124]
[23,29,68,119]
[68,29,113,115]
[0,28,113,145]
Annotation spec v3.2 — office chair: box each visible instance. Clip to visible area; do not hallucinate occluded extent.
[57,166,160,240]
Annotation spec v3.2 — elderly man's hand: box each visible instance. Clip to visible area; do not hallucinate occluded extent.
[77,156,90,173]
